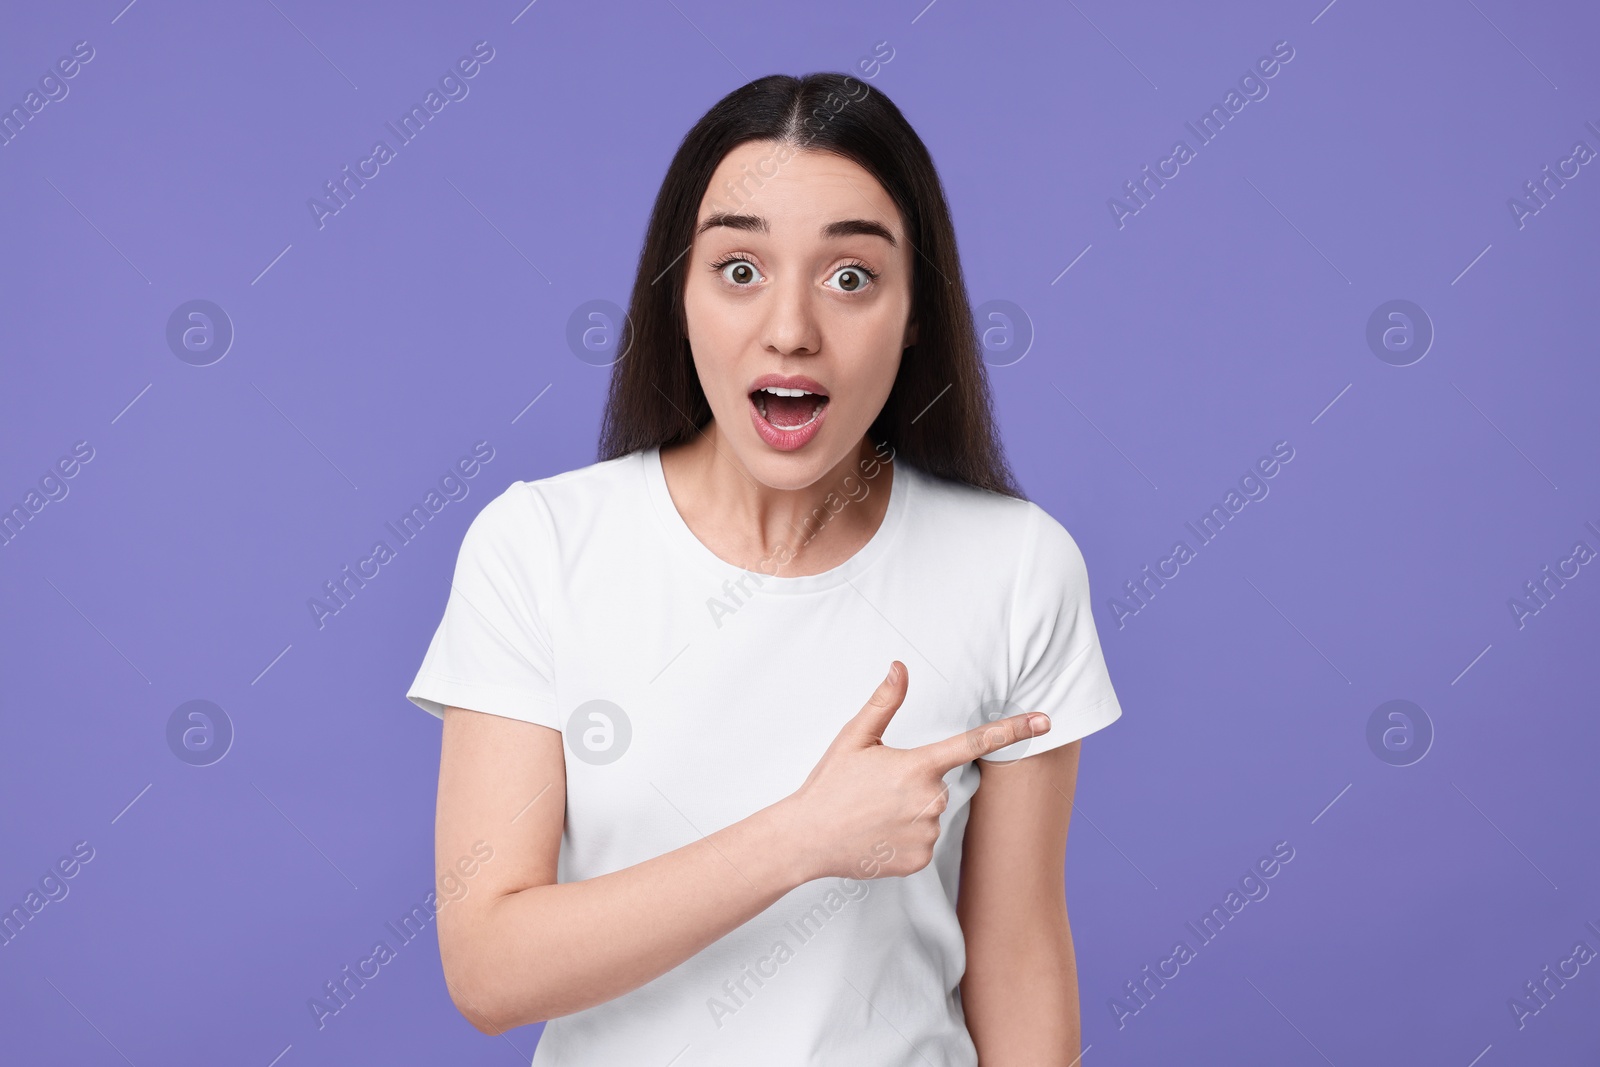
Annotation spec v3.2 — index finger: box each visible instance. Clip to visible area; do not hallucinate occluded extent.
[918,712,1050,771]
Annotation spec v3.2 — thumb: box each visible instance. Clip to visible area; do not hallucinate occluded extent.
[850,661,908,744]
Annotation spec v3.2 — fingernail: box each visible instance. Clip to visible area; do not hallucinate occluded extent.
[885,663,898,683]
[1029,713,1050,733]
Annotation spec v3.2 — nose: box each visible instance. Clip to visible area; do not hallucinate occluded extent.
[760,272,822,357]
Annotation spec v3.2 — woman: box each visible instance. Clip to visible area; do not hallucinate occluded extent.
[407,71,1123,1065]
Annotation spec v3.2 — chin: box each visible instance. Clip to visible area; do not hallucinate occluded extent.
[736,434,849,490]
[745,449,832,490]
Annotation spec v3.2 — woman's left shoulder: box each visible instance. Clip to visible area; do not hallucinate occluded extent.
[903,465,1037,542]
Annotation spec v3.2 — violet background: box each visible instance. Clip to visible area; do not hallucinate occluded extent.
[3,1,1597,1063]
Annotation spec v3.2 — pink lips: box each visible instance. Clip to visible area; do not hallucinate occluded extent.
[747,373,830,397]
[747,373,830,452]
[749,392,828,451]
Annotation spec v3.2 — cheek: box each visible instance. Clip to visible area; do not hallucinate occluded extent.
[682,289,743,393]
[859,312,907,377]
[838,353,901,425]
[873,359,901,409]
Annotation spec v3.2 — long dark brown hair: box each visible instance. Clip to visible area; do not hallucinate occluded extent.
[596,72,1024,499]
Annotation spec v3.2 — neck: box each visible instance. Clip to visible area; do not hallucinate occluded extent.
[660,424,895,576]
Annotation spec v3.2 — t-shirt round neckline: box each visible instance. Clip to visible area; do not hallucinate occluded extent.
[640,444,912,595]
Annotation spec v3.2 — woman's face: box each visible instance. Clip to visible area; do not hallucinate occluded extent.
[682,141,917,491]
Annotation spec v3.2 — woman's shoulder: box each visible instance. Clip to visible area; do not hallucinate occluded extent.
[468,450,645,537]
[901,461,1039,537]
[521,451,640,502]
[899,463,1093,580]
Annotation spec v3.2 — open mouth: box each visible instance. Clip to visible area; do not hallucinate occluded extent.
[750,386,830,430]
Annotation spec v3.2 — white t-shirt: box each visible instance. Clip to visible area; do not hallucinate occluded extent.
[406,444,1122,1066]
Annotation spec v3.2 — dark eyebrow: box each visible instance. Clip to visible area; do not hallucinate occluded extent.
[822,218,898,246]
[694,213,898,248]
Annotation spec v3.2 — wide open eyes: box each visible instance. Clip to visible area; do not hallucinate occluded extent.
[825,262,878,293]
[713,257,761,286]
[708,255,879,293]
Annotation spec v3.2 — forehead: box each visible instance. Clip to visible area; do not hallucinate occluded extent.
[696,142,903,239]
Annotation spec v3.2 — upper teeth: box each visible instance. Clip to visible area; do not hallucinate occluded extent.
[760,386,814,397]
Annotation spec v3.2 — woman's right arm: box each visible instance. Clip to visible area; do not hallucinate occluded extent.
[434,701,812,1034]
[433,661,1049,1035]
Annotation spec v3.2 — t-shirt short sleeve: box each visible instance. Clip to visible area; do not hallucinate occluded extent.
[983,503,1123,761]
[405,481,559,730]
